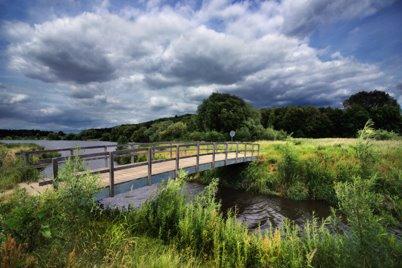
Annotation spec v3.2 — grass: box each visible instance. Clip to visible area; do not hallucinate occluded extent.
[1,161,401,267]
[0,143,41,192]
[0,128,401,267]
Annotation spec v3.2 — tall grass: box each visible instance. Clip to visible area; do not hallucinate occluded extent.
[0,144,39,191]
[1,136,401,267]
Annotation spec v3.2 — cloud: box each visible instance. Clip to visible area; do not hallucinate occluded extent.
[0,0,397,130]
[0,92,28,104]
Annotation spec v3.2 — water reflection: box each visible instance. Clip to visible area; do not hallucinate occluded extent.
[216,186,331,231]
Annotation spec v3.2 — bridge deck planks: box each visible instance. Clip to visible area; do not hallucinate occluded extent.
[98,152,248,187]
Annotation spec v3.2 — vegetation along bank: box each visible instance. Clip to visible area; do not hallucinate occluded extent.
[1,122,401,267]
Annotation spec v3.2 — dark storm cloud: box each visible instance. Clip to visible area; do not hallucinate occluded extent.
[31,44,115,84]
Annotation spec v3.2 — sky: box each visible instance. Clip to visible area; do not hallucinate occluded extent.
[0,0,401,132]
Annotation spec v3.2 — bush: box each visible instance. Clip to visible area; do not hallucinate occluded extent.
[0,145,40,191]
[354,120,378,179]
[357,128,400,140]
[335,177,402,267]
[1,158,100,251]
[202,131,226,142]
[277,144,300,186]
[286,181,308,200]
[261,127,288,140]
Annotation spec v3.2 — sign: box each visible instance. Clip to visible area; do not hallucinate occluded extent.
[229,130,235,140]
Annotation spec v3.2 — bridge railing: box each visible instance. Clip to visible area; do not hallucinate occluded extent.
[34,142,260,195]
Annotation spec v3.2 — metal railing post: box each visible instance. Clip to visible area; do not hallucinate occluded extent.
[170,143,173,159]
[244,143,247,160]
[196,143,200,172]
[131,145,135,163]
[236,142,239,162]
[148,147,152,185]
[104,146,108,167]
[257,144,260,157]
[251,144,254,157]
[175,145,180,177]
[109,152,114,197]
[224,142,228,165]
[212,143,216,168]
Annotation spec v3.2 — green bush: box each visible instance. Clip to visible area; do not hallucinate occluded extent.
[0,146,40,191]
[335,177,402,267]
[358,127,400,140]
[286,181,308,200]
[261,127,288,140]
[303,158,337,204]
[277,144,300,186]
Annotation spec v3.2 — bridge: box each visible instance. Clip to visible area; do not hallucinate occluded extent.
[20,142,260,199]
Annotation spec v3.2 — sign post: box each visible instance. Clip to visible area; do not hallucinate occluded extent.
[229,130,236,141]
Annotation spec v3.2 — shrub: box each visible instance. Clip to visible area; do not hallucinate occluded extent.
[277,144,300,186]
[240,159,278,194]
[0,145,39,191]
[286,181,308,200]
[358,127,400,140]
[354,120,378,179]
[335,177,402,267]
[202,131,226,142]
[261,127,288,140]
[303,158,337,204]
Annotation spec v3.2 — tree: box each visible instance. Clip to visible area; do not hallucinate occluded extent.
[343,90,401,133]
[197,92,260,133]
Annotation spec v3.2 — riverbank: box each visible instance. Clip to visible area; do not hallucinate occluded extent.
[1,160,401,267]
[1,132,401,267]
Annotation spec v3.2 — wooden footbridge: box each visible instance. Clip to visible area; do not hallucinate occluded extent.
[21,142,260,199]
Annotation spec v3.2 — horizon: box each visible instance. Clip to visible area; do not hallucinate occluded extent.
[1,0,402,131]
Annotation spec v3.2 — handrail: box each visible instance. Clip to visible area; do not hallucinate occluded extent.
[39,142,260,196]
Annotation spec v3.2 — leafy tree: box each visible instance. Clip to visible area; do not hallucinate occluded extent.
[160,122,188,141]
[343,90,401,133]
[130,126,148,142]
[197,93,260,134]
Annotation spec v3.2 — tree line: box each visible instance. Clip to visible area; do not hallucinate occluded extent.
[1,90,401,141]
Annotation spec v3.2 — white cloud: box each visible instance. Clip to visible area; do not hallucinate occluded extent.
[1,0,397,129]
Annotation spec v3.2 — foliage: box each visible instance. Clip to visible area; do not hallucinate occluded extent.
[354,120,378,179]
[0,144,40,191]
[115,136,131,165]
[0,152,401,266]
[335,177,402,267]
[358,128,400,140]
[4,91,399,142]
[197,92,260,133]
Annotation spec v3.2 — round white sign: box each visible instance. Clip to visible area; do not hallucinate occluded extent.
[229,130,236,138]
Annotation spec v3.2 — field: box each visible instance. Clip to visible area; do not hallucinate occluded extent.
[0,133,401,267]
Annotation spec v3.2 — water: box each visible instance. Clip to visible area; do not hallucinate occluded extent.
[1,140,117,177]
[216,185,331,231]
[100,181,331,232]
